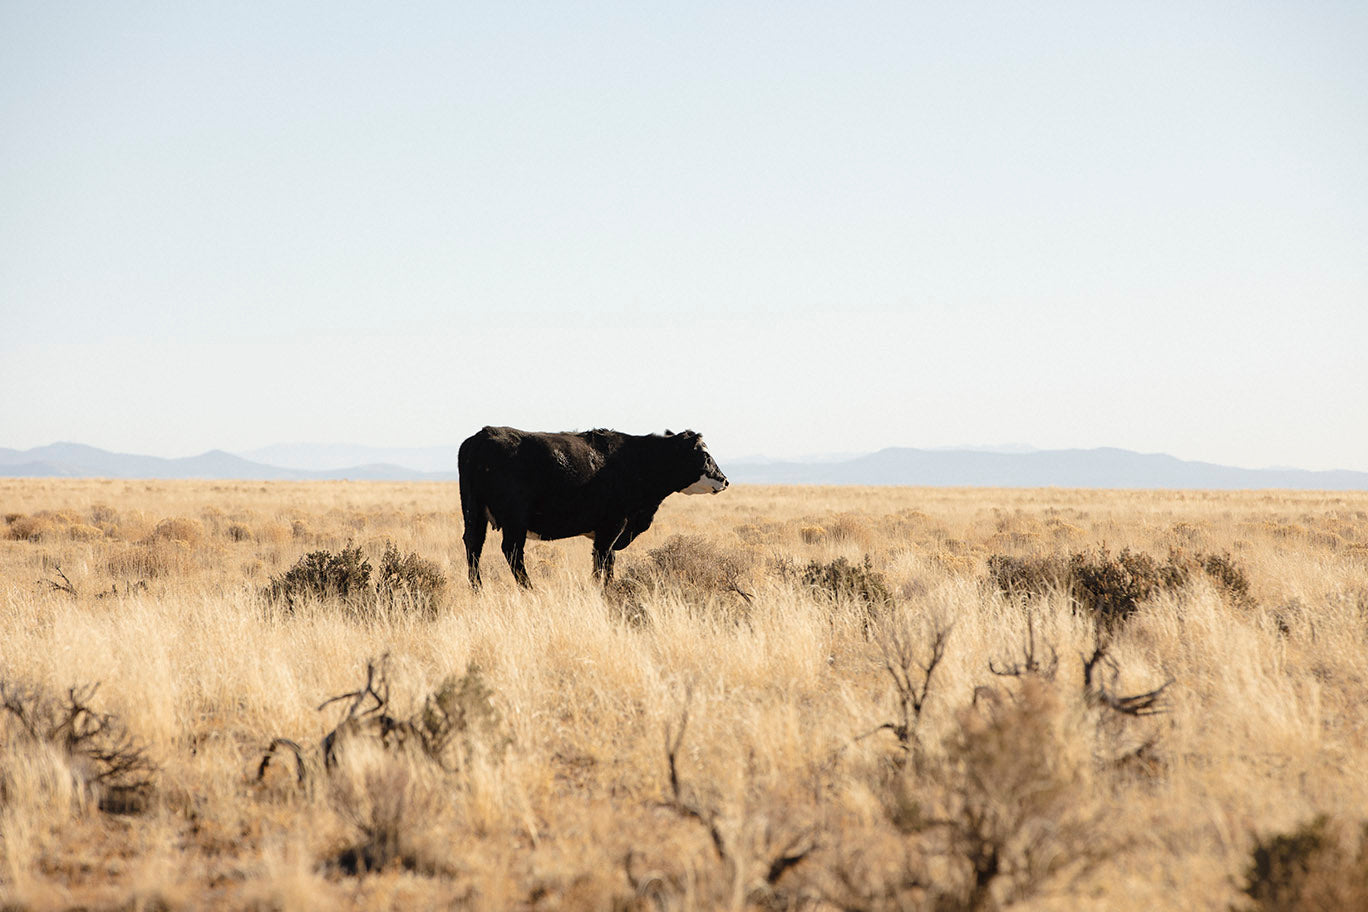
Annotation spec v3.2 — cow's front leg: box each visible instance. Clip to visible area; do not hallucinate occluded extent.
[593,519,629,585]
[502,527,532,589]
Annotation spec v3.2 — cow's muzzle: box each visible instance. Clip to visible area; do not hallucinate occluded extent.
[682,473,728,495]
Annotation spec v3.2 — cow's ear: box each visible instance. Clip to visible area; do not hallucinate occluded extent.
[664,429,674,436]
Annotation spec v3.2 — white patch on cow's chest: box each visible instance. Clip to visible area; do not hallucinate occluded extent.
[682,474,726,495]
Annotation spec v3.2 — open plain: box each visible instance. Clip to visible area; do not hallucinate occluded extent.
[1,478,1366,911]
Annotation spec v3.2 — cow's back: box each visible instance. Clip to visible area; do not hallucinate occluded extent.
[459,426,618,486]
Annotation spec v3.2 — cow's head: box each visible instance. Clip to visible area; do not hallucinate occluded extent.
[665,429,729,495]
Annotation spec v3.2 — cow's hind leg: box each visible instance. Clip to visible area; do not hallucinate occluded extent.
[460,482,487,589]
[502,527,532,589]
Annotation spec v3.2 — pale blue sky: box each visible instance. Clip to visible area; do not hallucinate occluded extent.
[3,2,1365,470]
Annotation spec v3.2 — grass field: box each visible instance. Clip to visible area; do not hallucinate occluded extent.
[2,478,1367,911]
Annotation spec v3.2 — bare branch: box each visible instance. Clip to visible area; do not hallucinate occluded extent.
[1082,628,1173,716]
[257,738,309,784]
[765,828,816,885]
[1099,679,1173,717]
[43,564,77,597]
[871,617,952,756]
[726,584,754,604]
[661,689,728,861]
[989,613,1058,679]
[1081,630,1110,693]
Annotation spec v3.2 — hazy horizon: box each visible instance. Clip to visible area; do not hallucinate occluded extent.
[5,436,1365,477]
[4,3,1365,471]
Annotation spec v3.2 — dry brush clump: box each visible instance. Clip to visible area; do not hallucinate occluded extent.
[635,691,818,910]
[263,543,374,610]
[931,679,1113,912]
[825,638,1121,912]
[262,541,447,614]
[1237,815,1368,912]
[259,657,505,785]
[862,611,951,760]
[987,545,1254,629]
[258,657,506,876]
[149,516,204,547]
[376,541,449,613]
[801,554,893,609]
[614,534,756,625]
[818,596,1182,912]
[778,553,894,635]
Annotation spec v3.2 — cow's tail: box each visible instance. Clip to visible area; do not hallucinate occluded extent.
[459,475,480,527]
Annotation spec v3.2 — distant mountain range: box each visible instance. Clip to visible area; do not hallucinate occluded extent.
[2,442,1365,490]
[727,447,1368,490]
[0,442,455,482]
[239,443,465,473]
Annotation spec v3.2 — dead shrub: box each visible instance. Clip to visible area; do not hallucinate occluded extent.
[853,679,1112,912]
[650,692,816,909]
[800,524,828,544]
[866,615,951,761]
[641,534,752,595]
[259,658,507,786]
[226,522,253,542]
[0,679,156,814]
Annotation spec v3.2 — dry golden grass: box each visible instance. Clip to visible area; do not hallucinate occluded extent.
[1,478,1367,910]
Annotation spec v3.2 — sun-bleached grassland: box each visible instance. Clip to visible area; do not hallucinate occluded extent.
[1,478,1366,910]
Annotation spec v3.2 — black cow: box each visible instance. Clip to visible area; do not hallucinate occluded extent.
[458,426,728,588]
